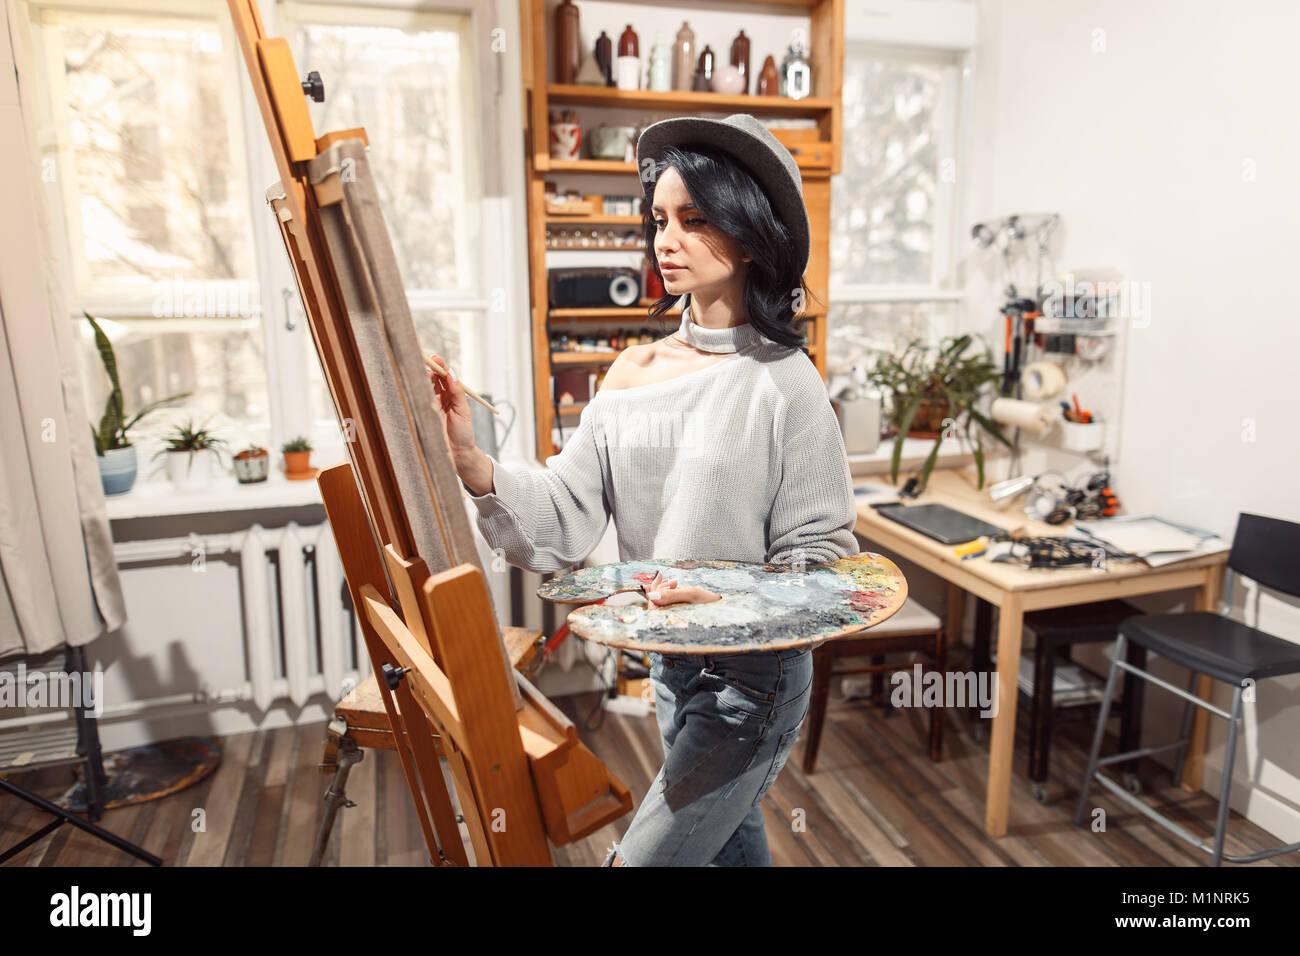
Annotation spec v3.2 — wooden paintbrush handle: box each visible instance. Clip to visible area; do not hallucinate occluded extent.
[424,354,499,416]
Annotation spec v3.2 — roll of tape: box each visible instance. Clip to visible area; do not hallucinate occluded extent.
[990,397,1056,435]
[1021,361,1067,400]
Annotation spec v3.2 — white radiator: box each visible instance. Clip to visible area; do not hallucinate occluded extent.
[112,521,370,713]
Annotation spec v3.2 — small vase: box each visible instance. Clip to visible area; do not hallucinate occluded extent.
[98,445,138,496]
[233,452,270,483]
[165,448,215,493]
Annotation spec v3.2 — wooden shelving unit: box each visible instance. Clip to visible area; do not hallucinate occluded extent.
[521,0,844,460]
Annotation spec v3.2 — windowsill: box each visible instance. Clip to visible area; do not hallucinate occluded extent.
[103,460,343,521]
[100,440,966,522]
[847,435,973,476]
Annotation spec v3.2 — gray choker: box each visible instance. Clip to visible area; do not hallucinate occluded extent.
[675,306,762,353]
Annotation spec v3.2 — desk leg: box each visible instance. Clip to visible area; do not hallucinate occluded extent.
[984,593,1024,837]
[969,598,993,726]
[945,581,967,730]
[946,581,966,658]
[1180,566,1223,792]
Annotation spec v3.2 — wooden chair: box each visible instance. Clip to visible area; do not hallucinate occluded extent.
[802,598,947,772]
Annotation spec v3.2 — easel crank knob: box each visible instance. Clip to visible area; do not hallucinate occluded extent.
[301,70,324,102]
[382,662,410,690]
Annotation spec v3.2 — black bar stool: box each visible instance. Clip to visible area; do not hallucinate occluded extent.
[1073,513,1300,866]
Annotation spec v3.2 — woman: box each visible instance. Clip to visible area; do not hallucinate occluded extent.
[428,114,858,866]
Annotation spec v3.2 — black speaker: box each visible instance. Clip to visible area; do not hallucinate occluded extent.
[548,267,640,308]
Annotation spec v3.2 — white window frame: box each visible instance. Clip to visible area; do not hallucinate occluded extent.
[834,0,976,323]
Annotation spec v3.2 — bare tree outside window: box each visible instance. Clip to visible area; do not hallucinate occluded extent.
[42,11,268,458]
[832,51,945,288]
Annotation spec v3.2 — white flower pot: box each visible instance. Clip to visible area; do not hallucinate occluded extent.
[165,448,217,492]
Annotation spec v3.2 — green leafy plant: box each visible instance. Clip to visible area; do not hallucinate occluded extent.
[85,312,190,455]
[153,418,229,474]
[867,334,1012,491]
[281,435,313,453]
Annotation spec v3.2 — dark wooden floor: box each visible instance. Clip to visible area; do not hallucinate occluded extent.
[2,682,1295,867]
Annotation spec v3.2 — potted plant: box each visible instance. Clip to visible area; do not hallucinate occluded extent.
[281,435,313,478]
[154,418,228,493]
[85,312,190,495]
[233,445,270,483]
[868,334,1012,491]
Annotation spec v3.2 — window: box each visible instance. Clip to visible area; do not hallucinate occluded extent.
[828,42,966,373]
[30,2,269,452]
[283,4,481,295]
[27,0,487,475]
[39,6,257,305]
[281,2,484,450]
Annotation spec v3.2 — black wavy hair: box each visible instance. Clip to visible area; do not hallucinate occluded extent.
[640,143,821,349]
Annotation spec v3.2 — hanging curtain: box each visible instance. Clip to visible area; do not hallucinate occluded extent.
[0,0,126,661]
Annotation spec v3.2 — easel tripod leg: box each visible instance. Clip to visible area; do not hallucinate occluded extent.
[309,735,363,866]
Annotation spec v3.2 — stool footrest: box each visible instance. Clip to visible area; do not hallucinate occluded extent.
[1089,769,1300,864]
[1096,740,1185,766]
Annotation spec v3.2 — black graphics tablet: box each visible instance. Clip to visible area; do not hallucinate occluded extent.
[874,502,1007,545]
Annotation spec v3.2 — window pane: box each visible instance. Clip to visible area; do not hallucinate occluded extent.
[832,49,945,286]
[827,300,959,377]
[77,318,271,469]
[411,309,465,373]
[48,13,256,301]
[284,15,480,293]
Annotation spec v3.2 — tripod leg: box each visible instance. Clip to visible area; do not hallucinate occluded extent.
[0,776,161,866]
[309,734,363,866]
[68,644,108,822]
[0,818,65,865]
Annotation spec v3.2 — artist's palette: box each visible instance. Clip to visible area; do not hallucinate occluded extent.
[537,554,907,655]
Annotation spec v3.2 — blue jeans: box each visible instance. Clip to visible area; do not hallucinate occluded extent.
[601,647,813,866]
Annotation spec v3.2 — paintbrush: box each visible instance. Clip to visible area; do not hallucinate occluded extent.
[424,354,500,416]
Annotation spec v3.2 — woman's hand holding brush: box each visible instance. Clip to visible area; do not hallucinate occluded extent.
[427,353,494,496]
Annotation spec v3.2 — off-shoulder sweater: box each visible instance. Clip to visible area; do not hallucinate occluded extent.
[463,308,859,573]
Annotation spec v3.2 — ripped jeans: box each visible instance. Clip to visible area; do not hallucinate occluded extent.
[601,646,813,866]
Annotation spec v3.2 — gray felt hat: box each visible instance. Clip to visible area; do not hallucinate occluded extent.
[635,113,810,274]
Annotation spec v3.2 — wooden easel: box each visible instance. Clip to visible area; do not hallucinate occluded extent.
[227,0,631,865]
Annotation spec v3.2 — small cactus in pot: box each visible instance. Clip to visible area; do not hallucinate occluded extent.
[281,435,314,478]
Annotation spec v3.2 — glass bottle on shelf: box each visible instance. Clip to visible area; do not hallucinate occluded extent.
[673,22,695,92]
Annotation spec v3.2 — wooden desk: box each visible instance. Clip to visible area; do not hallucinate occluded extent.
[853,468,1228,838]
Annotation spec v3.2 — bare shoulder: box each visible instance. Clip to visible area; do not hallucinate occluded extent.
[597,343,654,391]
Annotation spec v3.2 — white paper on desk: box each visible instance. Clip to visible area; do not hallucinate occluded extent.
[1074,516,1207,555]
[1137,538,1230,568]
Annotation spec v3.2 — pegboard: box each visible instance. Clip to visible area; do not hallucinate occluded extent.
[966,213,1134,469]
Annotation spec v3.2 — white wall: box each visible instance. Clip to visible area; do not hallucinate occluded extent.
[967,0,1300,842]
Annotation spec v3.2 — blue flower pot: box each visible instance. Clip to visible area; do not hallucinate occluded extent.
[98,445,138,495]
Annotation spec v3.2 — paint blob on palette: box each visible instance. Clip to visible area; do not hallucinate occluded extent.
[536,554,907,655]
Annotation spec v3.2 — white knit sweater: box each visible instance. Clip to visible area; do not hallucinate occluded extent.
[464,309,859,573]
